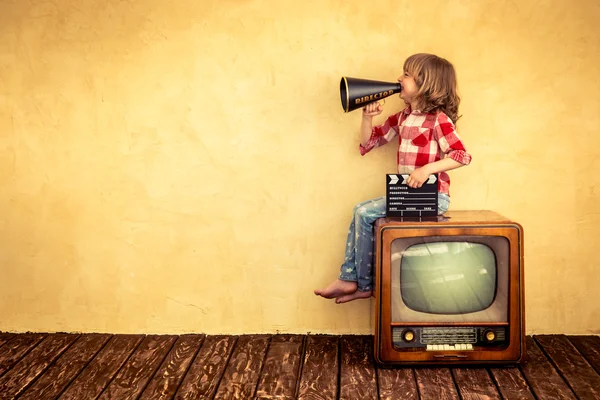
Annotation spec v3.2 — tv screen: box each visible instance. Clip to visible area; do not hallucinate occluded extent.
[400,242,497,314]
[390,236,509,323]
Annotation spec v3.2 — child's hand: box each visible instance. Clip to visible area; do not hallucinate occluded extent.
[362,102,383,117]
[406,167,430,188]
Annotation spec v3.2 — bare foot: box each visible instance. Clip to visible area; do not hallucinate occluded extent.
[335,290,373,304]
[314,279,357,299]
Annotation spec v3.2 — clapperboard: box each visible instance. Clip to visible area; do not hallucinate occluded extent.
[386,174,438,217]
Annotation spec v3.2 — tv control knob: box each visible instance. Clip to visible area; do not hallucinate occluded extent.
[403,330,415,342]
[485,330,496,342]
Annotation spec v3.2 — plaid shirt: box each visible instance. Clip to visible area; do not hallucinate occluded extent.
[359,107,472,195]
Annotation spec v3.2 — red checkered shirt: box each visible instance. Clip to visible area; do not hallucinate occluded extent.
[359,107,472,195]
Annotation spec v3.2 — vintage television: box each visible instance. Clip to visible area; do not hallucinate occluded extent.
[373,210,525,365]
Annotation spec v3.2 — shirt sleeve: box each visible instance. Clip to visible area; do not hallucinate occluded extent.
[433,112,472,165]
[359,112,402,156]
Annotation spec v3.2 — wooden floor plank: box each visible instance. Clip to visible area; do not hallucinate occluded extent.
[97,334,177,400]
[489,366,535,400]
[452,368,501,400]
[214,335,271,400]
[174,335,237,400]
[414,368,460,400]
[297,335,338,400]
[377,367,418,400]
[59,334,144,400]
[19,334,111,400]
[568,335,600,374]
[0,333,78,398]
[520,336,577,400]
[536,334,600,400]
[255,335,304,400]
[339,336,377,400]
[0,333,46,378]
[0,334,15,350]
[138,334,205,400]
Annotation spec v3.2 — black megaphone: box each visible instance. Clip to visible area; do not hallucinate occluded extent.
[340,77,402,113]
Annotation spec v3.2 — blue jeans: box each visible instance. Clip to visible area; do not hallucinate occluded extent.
[338,193,450,291]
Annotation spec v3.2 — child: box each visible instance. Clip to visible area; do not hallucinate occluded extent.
[315,53,472,304]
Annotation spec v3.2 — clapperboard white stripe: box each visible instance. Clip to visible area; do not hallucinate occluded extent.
[388,174,438,185]
[395,174,437,184]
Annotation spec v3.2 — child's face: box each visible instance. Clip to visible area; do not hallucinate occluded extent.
[398,70,419,105]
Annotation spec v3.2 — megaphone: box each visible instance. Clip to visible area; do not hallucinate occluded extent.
[340,77,402,113]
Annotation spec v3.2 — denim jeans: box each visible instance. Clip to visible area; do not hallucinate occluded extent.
[338,193,450,291]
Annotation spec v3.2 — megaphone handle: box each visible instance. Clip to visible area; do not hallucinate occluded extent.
[364,99,385,110]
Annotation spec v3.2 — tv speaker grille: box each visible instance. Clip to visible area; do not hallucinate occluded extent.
[421,327,477,344]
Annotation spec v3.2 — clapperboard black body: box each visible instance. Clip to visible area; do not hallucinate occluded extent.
[386,174,438,217]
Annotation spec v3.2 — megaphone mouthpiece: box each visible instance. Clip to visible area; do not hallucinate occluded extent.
[340,77,402,113]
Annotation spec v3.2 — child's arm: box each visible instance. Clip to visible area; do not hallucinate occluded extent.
[359,103,403,156]
[405,158,464,188]
[360,102,383,146]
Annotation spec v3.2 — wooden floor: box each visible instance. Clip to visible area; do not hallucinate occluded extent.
[0,333,598,399]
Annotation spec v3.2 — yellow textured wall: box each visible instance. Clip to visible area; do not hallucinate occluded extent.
[1,0,599,334]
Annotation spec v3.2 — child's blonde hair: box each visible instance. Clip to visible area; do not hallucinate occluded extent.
[403,53,460,122]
